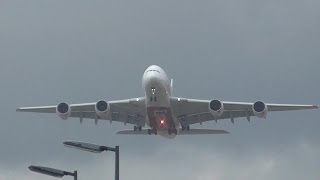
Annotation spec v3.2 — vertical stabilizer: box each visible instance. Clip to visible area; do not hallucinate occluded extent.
[170,79,173,95]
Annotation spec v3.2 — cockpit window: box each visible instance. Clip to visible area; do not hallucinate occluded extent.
[146,70,160,73]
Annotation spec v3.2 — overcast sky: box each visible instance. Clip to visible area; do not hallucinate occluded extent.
[0,0,320,179]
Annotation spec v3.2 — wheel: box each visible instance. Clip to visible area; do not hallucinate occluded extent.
[187,126,190,131]
[138,126,142,131]
[168,129,172,135]
[153,129,157,135]
[147,129,152,135]
[173,128,178,135]
[134,126,137,131]
[182,126,185,131]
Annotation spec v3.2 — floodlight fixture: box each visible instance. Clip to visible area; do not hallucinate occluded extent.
[29,165,77,180]
[63,141,119,180]
[63,141,116,153]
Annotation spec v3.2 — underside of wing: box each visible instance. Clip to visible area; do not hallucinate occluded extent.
[266,103,319,111]
[17,98,146,126]
[17,106,57,113]
[171,97,318,126]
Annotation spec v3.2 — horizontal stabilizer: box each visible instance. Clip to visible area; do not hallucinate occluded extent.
[116,129,150,135]
[116,129,229,135]
[178,129,229,135]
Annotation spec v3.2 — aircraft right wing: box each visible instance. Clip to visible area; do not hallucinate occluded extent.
[17,98,146,126]
[170,97,318,126]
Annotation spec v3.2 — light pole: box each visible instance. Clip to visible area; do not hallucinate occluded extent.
[63,141,119,180]
[29,165,77,180]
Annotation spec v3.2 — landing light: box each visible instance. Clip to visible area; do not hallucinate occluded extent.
[160,119,165,125]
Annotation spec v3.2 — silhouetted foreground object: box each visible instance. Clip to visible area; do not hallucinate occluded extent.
[64,141,119,180]
[29,165,77,180]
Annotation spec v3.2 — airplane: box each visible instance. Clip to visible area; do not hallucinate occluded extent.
[17,65,318,139]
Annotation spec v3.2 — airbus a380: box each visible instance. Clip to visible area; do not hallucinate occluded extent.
[17,65,318,139]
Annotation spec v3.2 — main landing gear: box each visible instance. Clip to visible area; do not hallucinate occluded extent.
[147,128,157,135]
[133,126,142,131]
[168,128,177,135]
[181,125,190,131]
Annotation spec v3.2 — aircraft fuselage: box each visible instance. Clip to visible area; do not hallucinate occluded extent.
[142,65,178,138]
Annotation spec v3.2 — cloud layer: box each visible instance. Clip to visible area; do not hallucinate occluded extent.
[0,0,319,179]
[1,139,319,180]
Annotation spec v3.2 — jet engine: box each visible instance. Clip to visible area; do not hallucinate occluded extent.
[95,100,110,117]
[252,101,268,118]
[56,102,71,120]
[209,99,224,117]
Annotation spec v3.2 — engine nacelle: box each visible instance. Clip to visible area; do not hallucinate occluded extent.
[252,101,268,118]
[95,100,110,117]
[209,99,224,117]
[56,102,71,120]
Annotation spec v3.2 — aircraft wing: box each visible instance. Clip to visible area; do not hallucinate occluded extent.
[170,97,318,126]
[17,98,146,126]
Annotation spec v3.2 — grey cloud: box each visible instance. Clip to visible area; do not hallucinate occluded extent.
[1,139,319,180]
[0,0,319,179]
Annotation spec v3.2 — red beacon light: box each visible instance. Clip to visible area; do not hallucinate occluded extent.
[160,119,165,126]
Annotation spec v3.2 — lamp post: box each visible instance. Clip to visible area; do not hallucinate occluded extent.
[63,141,119,180]
[29,165,77,180]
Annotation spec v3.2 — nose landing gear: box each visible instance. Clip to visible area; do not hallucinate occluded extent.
[151,87,156,95]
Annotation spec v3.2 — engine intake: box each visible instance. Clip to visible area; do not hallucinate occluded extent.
[56,102,71,120]
[252,101,268,118]
[209,100,224,117]
[95,100,110,117]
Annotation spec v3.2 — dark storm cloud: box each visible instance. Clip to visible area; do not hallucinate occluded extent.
[0,0,319,179]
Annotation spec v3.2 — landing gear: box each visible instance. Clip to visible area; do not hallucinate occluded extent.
[147,128,157,135]
[181,125,190,131]
[168,128,178,135]
[134,126,142,131]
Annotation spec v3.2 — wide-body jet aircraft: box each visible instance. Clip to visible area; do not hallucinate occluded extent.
[17,65,318,139]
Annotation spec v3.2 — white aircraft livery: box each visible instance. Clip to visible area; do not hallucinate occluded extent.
[17,65,318,139]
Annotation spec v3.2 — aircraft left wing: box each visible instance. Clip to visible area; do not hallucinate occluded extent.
[17,98,146,126]
[170,97,318,126]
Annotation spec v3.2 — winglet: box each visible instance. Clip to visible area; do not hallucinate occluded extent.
[313,105,319,109]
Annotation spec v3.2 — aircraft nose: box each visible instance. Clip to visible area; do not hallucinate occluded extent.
[147,65,160,70]
[143,70,162,88]
[145,71,160,82]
